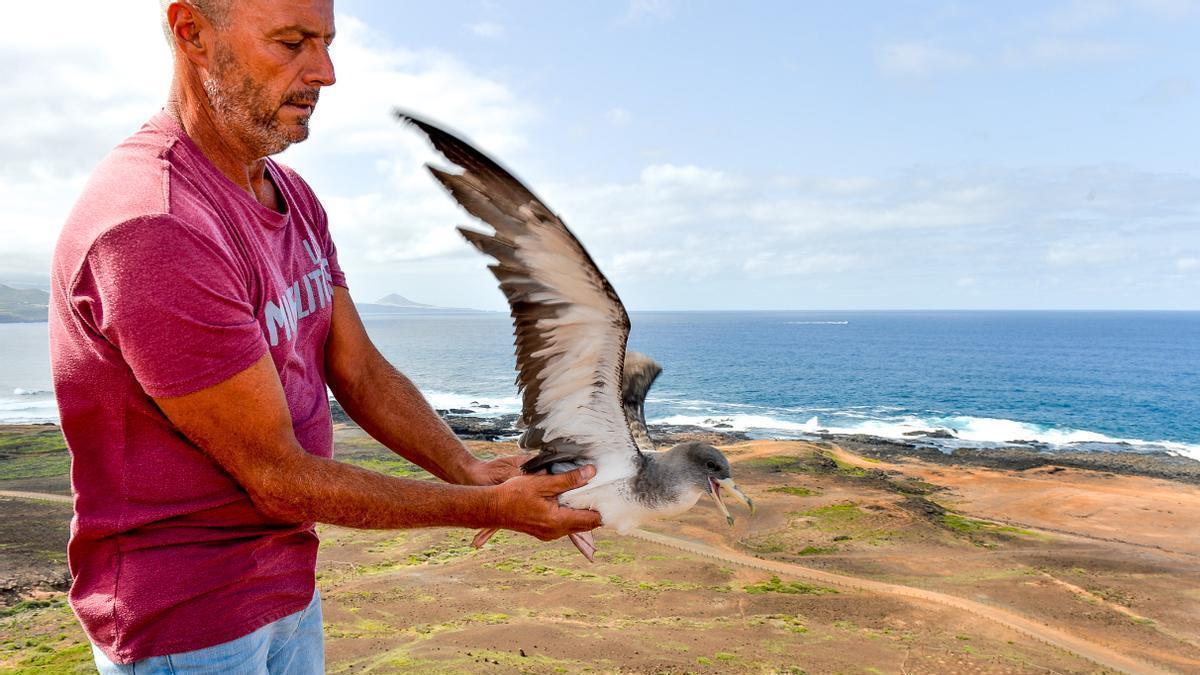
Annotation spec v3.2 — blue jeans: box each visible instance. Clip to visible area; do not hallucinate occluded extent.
[91,589,324,674]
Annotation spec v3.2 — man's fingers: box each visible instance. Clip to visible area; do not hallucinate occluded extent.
[555,503,604,531]
[540,464,596,495]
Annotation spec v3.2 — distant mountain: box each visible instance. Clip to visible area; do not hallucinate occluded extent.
[0,284,486,322]
[373,293,435,308]
[355,293,487,315]
[0,284,49,323]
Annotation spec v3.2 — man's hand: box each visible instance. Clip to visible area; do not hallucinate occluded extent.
[485,465,602,542]
[463,454,526,486]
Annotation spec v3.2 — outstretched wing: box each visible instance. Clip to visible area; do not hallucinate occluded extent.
[622,351,662,453]
[398,111,642,478]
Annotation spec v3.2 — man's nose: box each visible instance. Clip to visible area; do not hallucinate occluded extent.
[304,44,336,88]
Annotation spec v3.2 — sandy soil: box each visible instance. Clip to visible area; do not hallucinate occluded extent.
[2,430,1199,674]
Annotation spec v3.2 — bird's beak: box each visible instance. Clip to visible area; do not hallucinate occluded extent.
[718,477,755,515]
[709,477,755,526]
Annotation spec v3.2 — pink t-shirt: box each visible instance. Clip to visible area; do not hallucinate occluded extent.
[48,111,348,663]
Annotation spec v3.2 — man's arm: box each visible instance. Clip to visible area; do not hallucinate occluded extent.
[323,286,511,485]
[153,353,602,537]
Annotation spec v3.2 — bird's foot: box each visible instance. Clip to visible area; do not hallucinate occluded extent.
[473,527,595,562]
[472,527,500,549]
[568,531,596,562]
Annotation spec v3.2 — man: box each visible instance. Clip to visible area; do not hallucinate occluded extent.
[47,1,602,672]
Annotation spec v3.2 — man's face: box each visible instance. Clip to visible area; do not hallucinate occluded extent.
[202,0,336,158]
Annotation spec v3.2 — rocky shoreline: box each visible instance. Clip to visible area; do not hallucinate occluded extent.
[820,433,1200,485]
[328,401,1200,484]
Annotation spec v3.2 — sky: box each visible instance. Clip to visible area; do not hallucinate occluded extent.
[2,0,1198,310]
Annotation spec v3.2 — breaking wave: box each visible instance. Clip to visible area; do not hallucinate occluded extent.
[649,411,1200,461]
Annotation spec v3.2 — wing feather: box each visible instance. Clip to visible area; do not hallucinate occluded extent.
[621,351,662,453]
[398,111,642,479]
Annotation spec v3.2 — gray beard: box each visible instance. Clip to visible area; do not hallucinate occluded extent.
[202,52,309,157]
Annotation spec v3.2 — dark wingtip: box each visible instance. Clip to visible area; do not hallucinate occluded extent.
[392,108,471,158]
[392,107,430,131]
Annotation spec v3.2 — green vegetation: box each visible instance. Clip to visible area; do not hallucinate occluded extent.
[891,478,939,495]
[768,486,820,497]
[796,545,837,556]
[339,454,427,479]
[802,502,866,528]
[1086,584,1133,606]
[326,643,588,674]
[483,558,732,593]
[756,614,808,634]
[403,540,476,566]
[941,513,1034,538]
[825,453,868,477]
[0,594,91,674]
[741,533,788,554]
[0,427,70,481]
[743,575,837,595]
[0,598,62,618]
[742,455,809,471]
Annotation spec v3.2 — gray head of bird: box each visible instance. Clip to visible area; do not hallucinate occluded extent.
[666,441,755,526]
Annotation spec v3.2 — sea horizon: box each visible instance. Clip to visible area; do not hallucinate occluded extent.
[4,310,1198,461]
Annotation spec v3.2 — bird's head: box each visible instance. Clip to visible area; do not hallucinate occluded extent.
[670,441,755,526]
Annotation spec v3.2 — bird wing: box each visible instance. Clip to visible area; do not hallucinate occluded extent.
[398,111,642,478]
[621,351,662,453]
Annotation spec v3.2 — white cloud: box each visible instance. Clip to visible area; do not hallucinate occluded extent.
[1132,77,1194,105]
[638,164,745,195]
[469,21,505,38]
[742,252,860,279]
[606,107,633,127]
[609,248,722,283]
[4,5,1198,310]
[1002,38,1128,67]
[0,4,170,180]
[288,16,536,161]
[0,7,540,301]
[622,0,672,23]
[876,42,974,76]
[1044,240,1127,266]
[1044,0,1198,31]
[538,163,1200,308]
[1043,0,1124,31]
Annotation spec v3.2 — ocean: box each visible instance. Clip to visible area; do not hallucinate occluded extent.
[3,311,1198,460]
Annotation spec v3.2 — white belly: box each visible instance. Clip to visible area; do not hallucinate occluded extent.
[560,478,704,533]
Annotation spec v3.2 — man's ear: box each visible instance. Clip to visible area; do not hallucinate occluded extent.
[166,1,212,69]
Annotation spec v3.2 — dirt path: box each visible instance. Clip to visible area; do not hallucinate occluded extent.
[0,490,71,504]
[625,527,1174,675]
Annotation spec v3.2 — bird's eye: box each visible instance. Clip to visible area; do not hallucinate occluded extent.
[706,461,718,472]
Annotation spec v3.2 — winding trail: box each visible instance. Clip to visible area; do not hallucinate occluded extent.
[624,527,1173,675]
[0,488,1172,672]
[0,490,71,504]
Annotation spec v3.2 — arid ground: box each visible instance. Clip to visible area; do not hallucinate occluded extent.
[2,423,1198,674]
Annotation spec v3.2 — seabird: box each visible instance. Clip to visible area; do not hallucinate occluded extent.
[398,112,754,561]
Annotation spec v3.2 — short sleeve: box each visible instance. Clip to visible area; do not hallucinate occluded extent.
[314,199,347,290]
[73,215,269,398]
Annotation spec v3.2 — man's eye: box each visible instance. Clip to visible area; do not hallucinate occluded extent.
[280,40,303,50]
